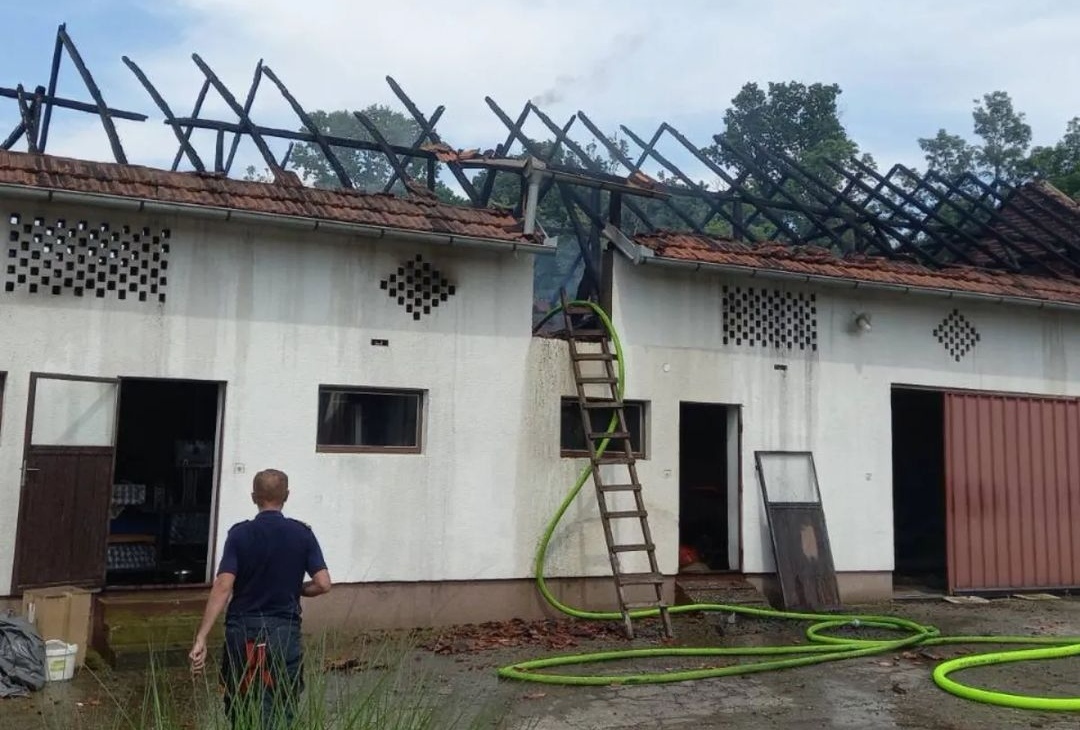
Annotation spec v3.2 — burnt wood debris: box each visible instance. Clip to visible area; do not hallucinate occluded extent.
[3,24,1079,312]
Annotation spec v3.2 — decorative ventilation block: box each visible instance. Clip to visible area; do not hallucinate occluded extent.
[934,309,980,362]
[722,286,818,351]
[4,213,170,303]
[380,254,456,321]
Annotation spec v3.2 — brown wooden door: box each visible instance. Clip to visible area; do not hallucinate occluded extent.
[13,374,118,591]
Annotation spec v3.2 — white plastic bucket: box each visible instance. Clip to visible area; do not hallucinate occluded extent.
[44,640,77,682]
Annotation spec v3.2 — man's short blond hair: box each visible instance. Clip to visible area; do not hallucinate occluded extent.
[253,469,289,506]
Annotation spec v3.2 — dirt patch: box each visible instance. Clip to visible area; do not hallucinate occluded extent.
[420,618,632,655]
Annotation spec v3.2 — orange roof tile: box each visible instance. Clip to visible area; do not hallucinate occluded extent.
[0,150,538,244]
[634,231,1080,307]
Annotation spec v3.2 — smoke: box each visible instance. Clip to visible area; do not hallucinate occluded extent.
[530,31,645,106]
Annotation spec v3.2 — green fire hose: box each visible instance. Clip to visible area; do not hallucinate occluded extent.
[499,299,1080,711]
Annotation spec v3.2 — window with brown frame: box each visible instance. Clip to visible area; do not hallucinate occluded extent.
[560,397,647,458]
[316,387,424,453]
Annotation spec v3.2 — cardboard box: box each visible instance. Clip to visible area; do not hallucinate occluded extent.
[22,586,93,668]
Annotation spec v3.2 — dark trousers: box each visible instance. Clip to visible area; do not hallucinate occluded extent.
[220,615,304,730]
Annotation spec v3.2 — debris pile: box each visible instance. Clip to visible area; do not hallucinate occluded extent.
[422,618,625,655]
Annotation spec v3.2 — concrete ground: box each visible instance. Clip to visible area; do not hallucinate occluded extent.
[5,596,1080,729]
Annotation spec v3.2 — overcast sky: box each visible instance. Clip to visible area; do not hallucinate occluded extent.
[4,0,1080,186]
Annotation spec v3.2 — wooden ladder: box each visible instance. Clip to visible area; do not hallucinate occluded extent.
[560,293,674,640]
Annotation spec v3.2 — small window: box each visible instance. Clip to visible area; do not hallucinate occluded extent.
[560,398,646,458]
[317,387,423,453]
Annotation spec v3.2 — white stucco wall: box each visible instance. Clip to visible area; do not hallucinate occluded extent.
[0,195,553,593]
[607,255,1080,576]
[5,193,1079,595]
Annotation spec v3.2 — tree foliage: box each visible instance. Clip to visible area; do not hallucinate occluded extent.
[917,129,976,179]
[918,91,1032,183]
[708,81,872,186]
[1025,117,1080,196]
[971,91,1032,181]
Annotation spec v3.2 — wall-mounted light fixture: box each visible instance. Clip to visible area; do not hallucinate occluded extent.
[851,311,872,334]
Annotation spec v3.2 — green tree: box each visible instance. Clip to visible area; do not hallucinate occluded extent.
[972,91,1032,181]
[917,130,976,179]
[1025,117,1080,196]
[708,81,872,186]
[917,91,1032,183]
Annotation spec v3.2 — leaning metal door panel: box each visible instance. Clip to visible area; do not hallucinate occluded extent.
[13,374,118,590]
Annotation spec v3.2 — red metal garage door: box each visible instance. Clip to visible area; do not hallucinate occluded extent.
[945,392,1080,593]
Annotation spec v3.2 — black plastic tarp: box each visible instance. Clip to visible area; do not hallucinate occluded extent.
[0,614,47,698]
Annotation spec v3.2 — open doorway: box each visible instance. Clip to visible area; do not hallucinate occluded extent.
[678,402,740,573]
[106,379,221,587]
[891,387,946,591]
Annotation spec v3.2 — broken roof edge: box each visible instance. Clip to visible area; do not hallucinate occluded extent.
[603,227,1080,314]
[0,181,556,256]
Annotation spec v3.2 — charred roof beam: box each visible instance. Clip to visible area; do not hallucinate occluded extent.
[190,53,283,178]
[168,79,210,172]
[958,173,1080,265]
[905,168,1068,275]
[479,103,531,207]
[827,156,1016,271]
[888,166,1050,273]
[618,123,755,237]
[122,57,207,173]
[14,86,41,154]
[714,137,856,251]
[659,125,801,242]
[486,97,658,232]
[526,104,673,233]
[582,115,744,238]
[261,66,352,188]
[57,25,129,164]
[382,105,447,193]
[743,141,916,261]
[353,109,417,188]
[386,76,478,202]
[224,62,265,175]
[36,26,64,152]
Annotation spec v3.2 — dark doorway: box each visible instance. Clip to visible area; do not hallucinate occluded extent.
[678,403,740,572]
[891,387,946,589]
[106,379,220,587]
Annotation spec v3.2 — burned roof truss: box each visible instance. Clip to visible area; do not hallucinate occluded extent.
[3,23,1079,304]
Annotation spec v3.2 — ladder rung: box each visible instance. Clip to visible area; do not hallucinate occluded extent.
[612,543,655,553]
[570,329,609,339]
[617,572,665,585]
[604,509,647,519]
[581,399,622,409]
[578,377,618,385]
[598,483,641,492]
[572,352,616,362]
[623,601,667,610]
[594,456,635,466]
[563,304,598,315]
[588,431,631,440]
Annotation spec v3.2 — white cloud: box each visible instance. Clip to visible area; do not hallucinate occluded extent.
[23,0,1080,176]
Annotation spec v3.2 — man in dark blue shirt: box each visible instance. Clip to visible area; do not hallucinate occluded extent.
[189,468,331,728]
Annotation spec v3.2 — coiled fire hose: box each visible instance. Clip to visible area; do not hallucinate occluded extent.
[498,299,1080,711]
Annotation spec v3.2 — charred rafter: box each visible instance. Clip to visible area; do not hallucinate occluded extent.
[3,22,1079,292]
[0,24,146,160]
